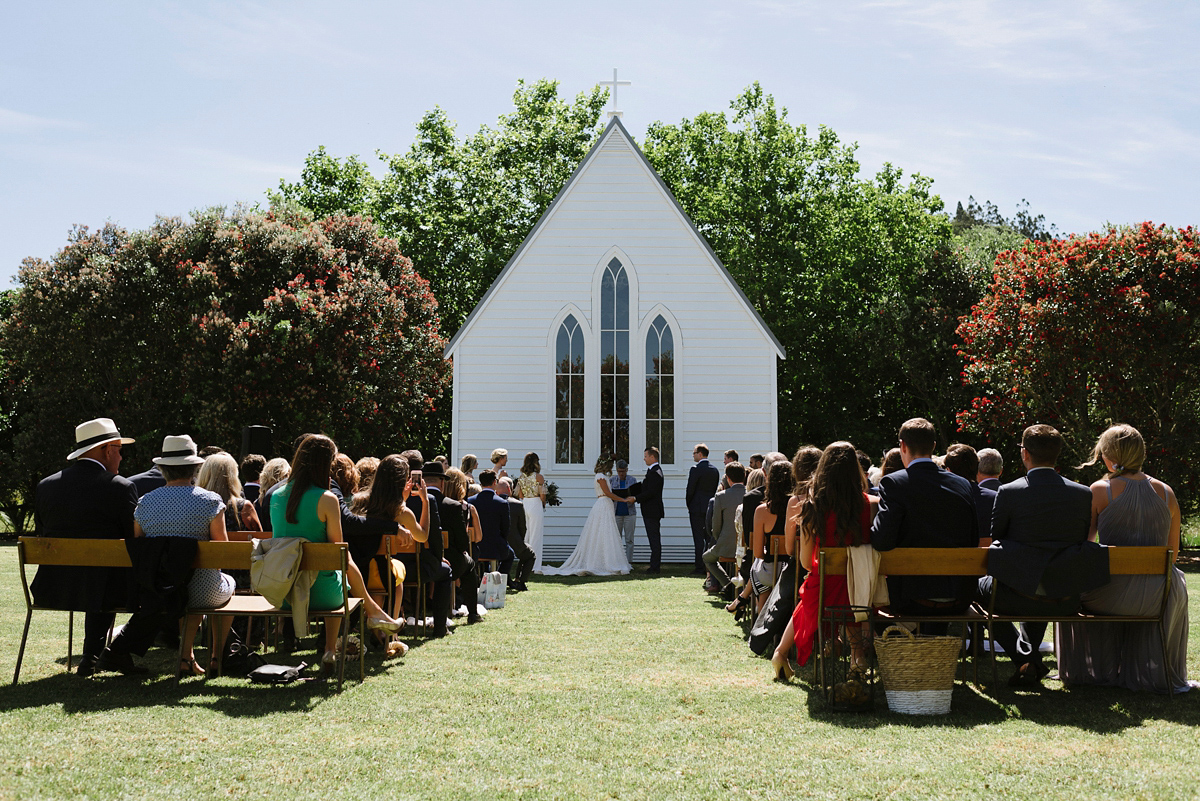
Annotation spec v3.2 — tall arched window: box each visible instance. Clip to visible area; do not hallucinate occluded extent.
[645,314,674,464]
[600,258,629,459]
[555,314,585,464]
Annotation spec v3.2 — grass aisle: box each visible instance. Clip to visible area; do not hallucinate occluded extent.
[1,549,1199,800]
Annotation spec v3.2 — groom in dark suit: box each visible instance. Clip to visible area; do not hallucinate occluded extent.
[630,447,665,573]
[976,424,1108,686]
[685,444,720,574]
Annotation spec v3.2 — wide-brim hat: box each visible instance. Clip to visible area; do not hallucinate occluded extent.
[152,434,206,466]
[68,418,135,461]
[422,461,445,478]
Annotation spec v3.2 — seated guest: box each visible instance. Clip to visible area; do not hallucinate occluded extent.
[357,455,452,637]
[199,445,225,459]
[199,452,262,533]
[943,444,996,545]
[704,462,747,601]
[872,418,978,627]
[855,449,876,493]
[975,424,1108,686]
[33,418,138,676]
[1057,424,1191,693]
[254,458,290,531]
[749,462,793,611]
[496,477,535,591]
[727,450,795,618]
[977,448,1003,491]
[129,453,166,498]
[879,447,904,477]
[331,453,360,498]
[240,454,266,503]
[771,442,877,680]
[130,435,236,676]
[468,469,515,576]
[355,456,380,492]
[271,435,404,671]
[427,464,481,624]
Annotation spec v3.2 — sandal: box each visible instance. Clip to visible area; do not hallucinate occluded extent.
[179,656,205,677]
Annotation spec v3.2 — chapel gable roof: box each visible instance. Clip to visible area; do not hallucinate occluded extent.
[444,115,786,359]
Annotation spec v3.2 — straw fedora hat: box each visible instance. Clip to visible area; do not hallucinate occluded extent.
[152,435,206,466]
[67,418,135,461]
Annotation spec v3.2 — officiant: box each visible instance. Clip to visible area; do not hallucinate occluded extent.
[610,460,639,564]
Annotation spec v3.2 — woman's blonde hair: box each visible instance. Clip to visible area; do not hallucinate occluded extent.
[460,454,478,473]
[258,458,290,495]
[746,468,765,492]
[1079,424,1145,477]
[444,467,469,501]
[197,452,243,503]
[490,448,508,464]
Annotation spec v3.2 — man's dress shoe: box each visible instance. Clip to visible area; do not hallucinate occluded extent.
[96,649,149,675]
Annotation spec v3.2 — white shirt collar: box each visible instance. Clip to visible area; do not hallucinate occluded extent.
[78,457,109,472]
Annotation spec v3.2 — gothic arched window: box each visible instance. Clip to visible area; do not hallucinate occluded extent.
[645,314,674,464]
[555,314,585,464]
[600,258,629,459]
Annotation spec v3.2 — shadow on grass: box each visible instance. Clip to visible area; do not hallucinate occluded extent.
[787,659,1200,732]
[533,566,697,585]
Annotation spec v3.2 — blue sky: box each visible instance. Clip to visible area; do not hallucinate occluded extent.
[2,1,1197,286]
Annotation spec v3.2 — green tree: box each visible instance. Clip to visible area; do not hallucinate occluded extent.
[270,79,608,335]
[957,222,1200,501]
[0,208,450,533]
[643,84,964,454]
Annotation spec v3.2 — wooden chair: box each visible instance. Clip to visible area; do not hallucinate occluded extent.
[14,537,130,683]
[187,540,364,690]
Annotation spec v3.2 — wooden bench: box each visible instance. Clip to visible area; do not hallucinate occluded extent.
[15,537,365,690]
[815,545,1174,689]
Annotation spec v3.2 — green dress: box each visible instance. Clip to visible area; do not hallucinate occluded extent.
[270,484,345,610]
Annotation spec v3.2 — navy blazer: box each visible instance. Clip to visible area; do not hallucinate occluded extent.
[32,459,138,611]
[469,488,514,561]
[129,466,166,498]
[871,460,979,602]
[979,477,1001,492]
[973,482,998,540]
[986,469,1108,597]
[686,460,720,514]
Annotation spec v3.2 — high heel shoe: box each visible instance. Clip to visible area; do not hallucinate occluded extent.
[367,614,403,633]
[179,656,205,677]
[771,652,794,682]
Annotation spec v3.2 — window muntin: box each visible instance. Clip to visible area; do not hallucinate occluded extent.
[600,258,629,459]
[555,314,585,463]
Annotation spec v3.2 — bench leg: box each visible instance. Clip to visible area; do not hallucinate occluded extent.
[67,611,74,675]
[13,608,33,685]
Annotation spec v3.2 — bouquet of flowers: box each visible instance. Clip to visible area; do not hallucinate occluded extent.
[544,482,562,507]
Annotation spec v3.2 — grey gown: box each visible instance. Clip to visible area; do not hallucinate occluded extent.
[1055,477,1190,694]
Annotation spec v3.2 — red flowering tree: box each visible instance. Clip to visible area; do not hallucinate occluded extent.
[0,208,449,533]
[956,222,1200,499]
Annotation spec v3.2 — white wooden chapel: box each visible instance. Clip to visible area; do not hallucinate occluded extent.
[443,114,785,563]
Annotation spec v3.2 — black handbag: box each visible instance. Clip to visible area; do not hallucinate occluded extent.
[248,662,308,684]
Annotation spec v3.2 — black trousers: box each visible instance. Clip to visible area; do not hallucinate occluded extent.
[398,553,452,635]
[106,612,168,658]
[644,517,662,570]
[83,611,116,659]
[975,577,1079,668]
[507,533,536,584]
[688,508,708,569]
[445,549,479,615]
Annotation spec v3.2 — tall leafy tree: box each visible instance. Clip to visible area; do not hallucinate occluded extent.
[957,222,1200,501]
[0,208,450,534]
[271,79,608,335]
[643,84,963,455]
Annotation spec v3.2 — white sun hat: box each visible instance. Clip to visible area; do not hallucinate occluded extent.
[67,418,135,461]
[152,435,206,466]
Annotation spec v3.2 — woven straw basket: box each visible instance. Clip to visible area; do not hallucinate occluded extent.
[874,625,962,715]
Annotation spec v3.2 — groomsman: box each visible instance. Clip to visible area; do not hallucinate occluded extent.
[630,447,664,573]
[685,444,720,574]
[496,477,535,591]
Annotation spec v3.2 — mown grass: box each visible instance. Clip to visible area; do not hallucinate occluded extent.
[1,546,1199,800]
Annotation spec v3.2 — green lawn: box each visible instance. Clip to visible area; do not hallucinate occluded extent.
[1,547,1198,800]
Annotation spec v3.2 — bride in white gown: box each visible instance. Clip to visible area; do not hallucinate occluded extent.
[541,456,632,576]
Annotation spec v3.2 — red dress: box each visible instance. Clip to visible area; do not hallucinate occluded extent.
[791,494,873,666]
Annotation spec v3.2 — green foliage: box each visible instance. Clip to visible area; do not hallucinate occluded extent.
[271,79,609,335]
[644,84,966,454]
[957,222,1200,502]
[0,209,450,530]
[953,195,1059,242]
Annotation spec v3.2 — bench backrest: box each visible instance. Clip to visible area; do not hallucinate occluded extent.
[18,536,348,573]
[818,545,1170,577]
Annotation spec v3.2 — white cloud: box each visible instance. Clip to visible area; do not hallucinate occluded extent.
[0,107,82,134]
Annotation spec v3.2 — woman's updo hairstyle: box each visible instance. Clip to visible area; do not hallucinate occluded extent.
[1080,424,1145,477]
